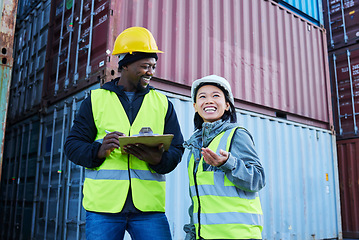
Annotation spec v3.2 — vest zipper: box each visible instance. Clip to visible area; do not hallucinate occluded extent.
[193,159,202,238]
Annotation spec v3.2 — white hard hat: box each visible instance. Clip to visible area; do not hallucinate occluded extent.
[191,75,234,105]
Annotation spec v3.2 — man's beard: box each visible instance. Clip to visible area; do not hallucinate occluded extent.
[136,77,148,91]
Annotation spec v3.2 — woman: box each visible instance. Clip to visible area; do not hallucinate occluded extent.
[183,75,266,240]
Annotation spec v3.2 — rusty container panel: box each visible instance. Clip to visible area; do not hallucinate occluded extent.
[42,0,119,105]
[323,0,359,50]
[329,45,359,139]
[337,138,359,238]
[1,0,19,181]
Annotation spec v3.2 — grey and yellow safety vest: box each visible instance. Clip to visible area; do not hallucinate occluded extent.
[188,127,263,239]
[83,88,168,213]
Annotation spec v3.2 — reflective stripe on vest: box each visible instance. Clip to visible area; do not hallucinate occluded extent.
[83,88,168,213]
[187,127,263,239]
[85,169,166,181]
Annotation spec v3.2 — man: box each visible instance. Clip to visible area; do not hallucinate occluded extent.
[64,27,184,240]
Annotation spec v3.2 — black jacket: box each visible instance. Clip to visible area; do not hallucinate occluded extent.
[64,78,184,174]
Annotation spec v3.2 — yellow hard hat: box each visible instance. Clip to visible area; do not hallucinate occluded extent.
[112,27,164,55]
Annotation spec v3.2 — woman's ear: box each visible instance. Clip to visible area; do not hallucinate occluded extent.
[225,102,230,111]
[193,102,198,112]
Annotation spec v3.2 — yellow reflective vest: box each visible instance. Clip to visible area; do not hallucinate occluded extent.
[83,88,168,213]
[188,128,263,239]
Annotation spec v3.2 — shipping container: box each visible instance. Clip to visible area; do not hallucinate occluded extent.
[32,84,99,240]
[0,0,19,178]
[0,115,40,240]
[275,0,324,25]
[323,0,359,50]
[336,138,359,239]
[1,87,342,239]
[165,92,342,240]
[42,0,119,105]
[7,0,51,124]
[42,0,333,130]
[17,0,45,20]
[328,45,359,139]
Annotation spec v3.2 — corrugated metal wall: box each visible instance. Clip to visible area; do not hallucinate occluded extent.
[1,89,341,239]
[165,93,341,240]
[8,0,51,123]
[39,0,333,129]
[336,138,359,239]
[133,0,332,127]
[322,0,359,237]
[323,0,359,50]
[1,0,345,239]
[277,0,324,25]
[329,45,359,139]
[42,0,119,104]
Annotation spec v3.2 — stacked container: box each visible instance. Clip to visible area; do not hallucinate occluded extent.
[0,0,343,239]
[7,0,51,124]
[323,0,359,238]
[275,0,324,26]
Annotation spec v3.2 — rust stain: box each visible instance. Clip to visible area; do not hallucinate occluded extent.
[1,0,19,68]
[0,0,19,182]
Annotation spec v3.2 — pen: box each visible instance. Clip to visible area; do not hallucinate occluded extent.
[105,130,111,134]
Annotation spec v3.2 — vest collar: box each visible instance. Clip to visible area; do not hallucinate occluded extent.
[184,120,238,150]
[102,78,155,97]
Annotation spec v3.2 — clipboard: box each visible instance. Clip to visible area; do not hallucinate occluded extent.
[117,127,173,154]
[118,134,174,153]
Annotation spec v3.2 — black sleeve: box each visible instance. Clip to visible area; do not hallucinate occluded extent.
[149,99,184,174]
[64,95,105,168]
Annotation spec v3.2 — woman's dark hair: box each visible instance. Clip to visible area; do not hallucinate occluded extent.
[193,83,237,129]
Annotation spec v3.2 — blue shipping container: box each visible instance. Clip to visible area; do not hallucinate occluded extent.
[276,0,324,25]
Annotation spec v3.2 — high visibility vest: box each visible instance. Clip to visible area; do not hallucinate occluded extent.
[188,127,263,239]
[83,88,168,213]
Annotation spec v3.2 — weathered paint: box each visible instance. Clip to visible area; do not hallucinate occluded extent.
[0,0,19,181]
[337,138,359,238]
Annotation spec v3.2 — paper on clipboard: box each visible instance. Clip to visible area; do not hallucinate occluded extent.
[113,127,173,154]
[118,134,174,154]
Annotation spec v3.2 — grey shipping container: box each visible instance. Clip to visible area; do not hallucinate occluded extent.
[0,115,40,240]
[329,44,359,139]
[336,138,359,239]
[8,0,51,124]
[323,0,359,50]
[42,0,333,130]
[16,0,44,19]
[1,86,342,239]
